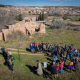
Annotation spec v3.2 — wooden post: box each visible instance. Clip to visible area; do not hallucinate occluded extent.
[18,46,20,62]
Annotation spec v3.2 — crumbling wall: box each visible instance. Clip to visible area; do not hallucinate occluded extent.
[2,29,13,41]
[0,32,2,40]
[1,18,45,41]
[39,24,46,33]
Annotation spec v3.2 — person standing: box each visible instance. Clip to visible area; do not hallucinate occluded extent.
[56,62,60,76]
[60,47,64,57]
[1,46,5,55]
[46,42,49,53]
[66,47,70,59]
[30,43,34,53]
[77,49,80,57]
[51,61,56,80]
[41,41,43,51]
[68,60,74,73]
[74,58,79,72]
[35,44,38,53]
[60,58,64,74]
[74,48,78,56]
[36,42,39,51]
[43,43,46,52]
[36,60,43,76]
[8,50,12,57]
[9,56,14,73]
[69,50,74,61]
[39,43,42,52]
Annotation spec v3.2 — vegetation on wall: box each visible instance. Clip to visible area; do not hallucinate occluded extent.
[7,30,25,40]
[15,14,23,21]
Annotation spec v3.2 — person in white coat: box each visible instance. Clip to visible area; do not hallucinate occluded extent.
[36,60,43,76]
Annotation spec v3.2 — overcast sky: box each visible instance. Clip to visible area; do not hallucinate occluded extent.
[0,0,80,6]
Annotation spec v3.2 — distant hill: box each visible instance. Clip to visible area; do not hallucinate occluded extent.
[0,4,6,7]
[0,4,13,7]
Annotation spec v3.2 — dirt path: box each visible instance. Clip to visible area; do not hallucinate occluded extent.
[0,47,26,51]
[66,21,80,25]
[0,47,44,55]
[12,52,44,55]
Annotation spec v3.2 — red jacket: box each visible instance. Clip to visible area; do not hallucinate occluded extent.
[36,43,39,46]
[56,64,60,70]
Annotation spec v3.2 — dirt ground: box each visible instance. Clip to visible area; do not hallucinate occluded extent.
[66,20,80,25]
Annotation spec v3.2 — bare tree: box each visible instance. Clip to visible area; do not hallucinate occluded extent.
[51,20,67,29]
[48,11,62,16]
[0,8,20,31]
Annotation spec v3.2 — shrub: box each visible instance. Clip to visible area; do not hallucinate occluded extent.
[7,30,26,40]
[62,16,67,20]
[48,11,62,16]
[15,14,23,21]
[71,16,80,21]
[52,18,55,21]
[51,20,67,29]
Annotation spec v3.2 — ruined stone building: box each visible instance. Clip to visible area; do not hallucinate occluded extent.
[0,15,45,41]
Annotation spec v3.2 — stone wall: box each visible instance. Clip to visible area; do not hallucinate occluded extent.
[1,18,45,41]
[2,29,12,41]
[0,32,2,40]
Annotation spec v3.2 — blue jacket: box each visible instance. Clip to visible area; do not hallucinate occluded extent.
[30,45,33,50]
[70,51,73,56]
[39,44,42,49]
[2,48,4,53]
[35,45,38,51]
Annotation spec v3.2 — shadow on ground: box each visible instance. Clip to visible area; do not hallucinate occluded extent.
[26,65,37,74]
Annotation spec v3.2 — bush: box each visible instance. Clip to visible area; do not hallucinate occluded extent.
[15,14,23,21]
[62,16,67,20]
[71,16,80,21]
[7,30,25,40]
[48,11,62,16]
[52,18,55,21]
[51,20,67,29]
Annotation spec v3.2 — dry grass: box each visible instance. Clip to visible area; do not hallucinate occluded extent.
[0,29,80,49]
[0,53,80,80]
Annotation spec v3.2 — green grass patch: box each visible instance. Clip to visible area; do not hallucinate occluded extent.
[45,27,52,30]
[0,40,4,42]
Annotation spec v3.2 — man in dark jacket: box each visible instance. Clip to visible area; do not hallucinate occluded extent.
[51,61,56,80]
[60,47,64,57]
[39,43,42,52]
[9,56,14,73]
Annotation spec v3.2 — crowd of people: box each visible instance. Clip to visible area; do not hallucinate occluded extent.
[0,42,79,79]
[30,42,80,80]
[1,46,14,73]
